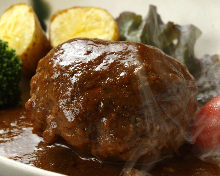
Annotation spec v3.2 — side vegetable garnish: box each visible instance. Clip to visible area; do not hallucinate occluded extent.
[117,5,220,104]
[192,94,220,150]
[30,0,51,31]
[196,55,220,104]
[0,40,22,108]
[0,3,50,76]
[116,5,201,77]
[49,6,119,47]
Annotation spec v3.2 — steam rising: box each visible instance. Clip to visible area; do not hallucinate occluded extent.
[120,53,197,175]
[196,55,220,104]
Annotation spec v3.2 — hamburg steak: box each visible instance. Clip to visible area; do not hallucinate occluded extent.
[26,38,197,162]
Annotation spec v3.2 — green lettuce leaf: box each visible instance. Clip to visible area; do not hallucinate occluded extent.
[116,5,202,76]
[196,55,220,104]
[117,12,142,42]
[173,25,202,77]
[117,5,220,104]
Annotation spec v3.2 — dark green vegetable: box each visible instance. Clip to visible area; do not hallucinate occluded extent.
[116,12,142,42]
[30,0,51,31]
[196,55,220,104]
[116,5,202,76]
[0,40,22,108]
[117,5,220,104]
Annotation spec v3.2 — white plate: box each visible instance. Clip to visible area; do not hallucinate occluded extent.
[0,155,64,176]
[0,0,220,175]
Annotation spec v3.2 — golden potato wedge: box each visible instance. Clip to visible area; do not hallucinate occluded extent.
[0,3,51,76]
[49,6,119,47]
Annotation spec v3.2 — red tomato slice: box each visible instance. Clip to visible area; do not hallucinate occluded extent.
[192,94,220,150]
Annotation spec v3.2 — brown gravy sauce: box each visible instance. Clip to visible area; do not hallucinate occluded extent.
[0,107,220,176]
[0,79,219,176]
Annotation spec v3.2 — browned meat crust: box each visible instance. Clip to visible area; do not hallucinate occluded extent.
[26,38,197,162]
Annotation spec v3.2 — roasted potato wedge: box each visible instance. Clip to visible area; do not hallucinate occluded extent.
[49,6,119,47]
[0,3,51,76]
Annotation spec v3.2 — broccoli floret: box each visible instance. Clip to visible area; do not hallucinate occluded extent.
[0,39,22,108]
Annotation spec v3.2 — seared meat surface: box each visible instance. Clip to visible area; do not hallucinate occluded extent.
[26,38,197,162]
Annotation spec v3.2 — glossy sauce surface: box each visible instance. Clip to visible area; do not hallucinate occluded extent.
[0,107,220,176]
[27,39,197,163]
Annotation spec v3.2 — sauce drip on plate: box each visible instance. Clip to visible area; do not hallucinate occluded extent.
[0,107,220,176]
